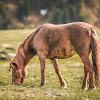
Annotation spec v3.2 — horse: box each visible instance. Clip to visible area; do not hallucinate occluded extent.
[9,22,100,90]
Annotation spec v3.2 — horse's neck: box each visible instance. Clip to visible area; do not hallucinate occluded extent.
[24,51,34,66]
[19,29,38,67]
[22,42,35,67]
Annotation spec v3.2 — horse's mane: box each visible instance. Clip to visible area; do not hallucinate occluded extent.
[18,33,33,49]
[11,26,42,67]
[10,48,26,67]
[10,32,33,67]
[18,26,42,50]
[14,33,34,66]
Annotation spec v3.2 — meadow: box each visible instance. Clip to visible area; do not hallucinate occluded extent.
[0,29,100,100]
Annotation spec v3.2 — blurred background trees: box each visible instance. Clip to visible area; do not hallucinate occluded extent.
[0,0,100,29]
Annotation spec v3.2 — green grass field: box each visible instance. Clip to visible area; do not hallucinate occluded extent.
[0,29,100,100]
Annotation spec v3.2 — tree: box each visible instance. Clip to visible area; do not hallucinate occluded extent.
[17,0,24,21]
[50,8,63,24]
[0,2,14,29]
[24,0,31,16]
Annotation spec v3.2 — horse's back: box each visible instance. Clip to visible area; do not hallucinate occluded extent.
[33,22,93,59]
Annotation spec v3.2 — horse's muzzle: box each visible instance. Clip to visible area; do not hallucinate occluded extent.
[12,78,21,85]
[12,81,21,85]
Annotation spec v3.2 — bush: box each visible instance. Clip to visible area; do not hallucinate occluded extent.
[0,2,16,29]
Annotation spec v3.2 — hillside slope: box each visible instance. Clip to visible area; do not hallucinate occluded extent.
[0,0,100,29]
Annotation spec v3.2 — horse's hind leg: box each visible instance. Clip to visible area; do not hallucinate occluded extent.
[82,52,91,90]
[51,58,67,88]
[82,66,88,90]
[81,55,95,90]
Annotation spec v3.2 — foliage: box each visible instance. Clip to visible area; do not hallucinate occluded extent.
[0,2,16,29]
[50,0,85,24]
[0,0,99,29]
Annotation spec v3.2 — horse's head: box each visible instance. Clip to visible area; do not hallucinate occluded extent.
[9,61,27,85]
[9,42,34,85]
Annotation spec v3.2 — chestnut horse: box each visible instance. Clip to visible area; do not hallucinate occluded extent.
[9,22,100,90]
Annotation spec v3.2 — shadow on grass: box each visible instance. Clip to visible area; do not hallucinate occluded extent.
[0,51,11,61]
[5,47,15,51]
[74,76,83,83]
[0,81,9,86]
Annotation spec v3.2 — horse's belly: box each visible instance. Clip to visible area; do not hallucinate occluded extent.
[46,46,76,59]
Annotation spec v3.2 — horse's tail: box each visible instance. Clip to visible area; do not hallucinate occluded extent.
[91,27,100,86]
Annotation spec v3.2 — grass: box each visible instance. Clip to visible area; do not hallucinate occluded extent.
[0,29,100,100]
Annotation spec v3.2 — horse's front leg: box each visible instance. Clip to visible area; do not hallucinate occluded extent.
[51,58,67,88]
[38,52,46,87]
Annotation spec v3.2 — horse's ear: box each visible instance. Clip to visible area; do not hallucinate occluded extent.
[9,62,12,71]
[12,63,18,69]
[9,65,12,71]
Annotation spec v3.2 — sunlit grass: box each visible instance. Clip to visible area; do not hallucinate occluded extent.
[0,29,100,100]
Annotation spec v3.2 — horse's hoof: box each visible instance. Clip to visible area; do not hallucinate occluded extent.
[61,80,67,89]
[88,87,96,91]
[61,85,67,89]
[61,83,67,89]
[82,86,87,90]
[39,84,46,87]
[82,87,88,90]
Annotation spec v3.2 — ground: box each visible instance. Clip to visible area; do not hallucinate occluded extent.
[0,29,100,100]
